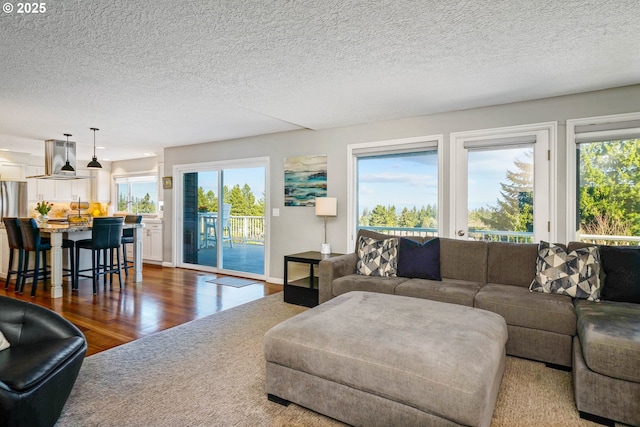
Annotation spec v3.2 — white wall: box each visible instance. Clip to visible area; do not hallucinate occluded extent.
[163,84,640,282]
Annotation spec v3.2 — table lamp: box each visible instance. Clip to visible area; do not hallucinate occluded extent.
[315,197,337,254]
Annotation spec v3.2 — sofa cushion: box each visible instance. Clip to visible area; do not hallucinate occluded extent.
[395,278,481,307]
[574,300,640,383]
[397,237,441,280]
[530,241,601,301]
[475,284,576,336]
[599,245,640,303]
[356,236,399,277]
[439,238,487,283]
[332,274,408,298]
[487,242,538,287]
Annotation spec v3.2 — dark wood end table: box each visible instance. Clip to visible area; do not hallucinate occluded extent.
[283,251,344,307]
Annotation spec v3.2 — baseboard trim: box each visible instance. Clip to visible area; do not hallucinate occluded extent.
[268,276,284,285]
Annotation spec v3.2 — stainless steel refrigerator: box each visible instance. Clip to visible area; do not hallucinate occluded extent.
[0,181,28,221]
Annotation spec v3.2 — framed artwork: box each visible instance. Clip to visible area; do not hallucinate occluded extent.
[162,176,173,189]
[284,155,327,206]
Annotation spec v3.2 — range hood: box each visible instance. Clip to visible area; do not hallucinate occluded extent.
[27,139,90,180]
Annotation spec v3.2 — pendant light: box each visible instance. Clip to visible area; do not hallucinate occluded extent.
[87,127,102,169]
[61,133,75,172]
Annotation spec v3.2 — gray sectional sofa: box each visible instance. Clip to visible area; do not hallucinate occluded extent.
[318,229,640,426]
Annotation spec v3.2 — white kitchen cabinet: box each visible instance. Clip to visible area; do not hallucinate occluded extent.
[66,169,91,202]
[143,222,163,262]
[26,166,56,201]
[125,221,162,262]
[25,165,91,202]
[92,168,111,202]
[0,162,24,180]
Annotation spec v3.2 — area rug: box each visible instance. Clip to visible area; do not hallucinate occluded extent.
[205,276,259,287]
[57,294,602,426]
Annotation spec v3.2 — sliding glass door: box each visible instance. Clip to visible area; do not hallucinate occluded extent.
[179,160,266,278]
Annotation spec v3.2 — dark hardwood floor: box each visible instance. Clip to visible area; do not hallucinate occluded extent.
[1,264,283,356]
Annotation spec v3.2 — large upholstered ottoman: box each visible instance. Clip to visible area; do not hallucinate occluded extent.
[264,291,508,426]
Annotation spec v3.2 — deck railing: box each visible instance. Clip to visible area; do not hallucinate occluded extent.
[467,229,533,243]
[357,226,438,238]
[578,234,640,246]
[357,226,533,242]
[358,226,639,246]
[198,213,265,246]
[228,216,265,244]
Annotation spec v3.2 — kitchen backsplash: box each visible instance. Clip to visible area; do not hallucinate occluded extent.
[28,201,110,219]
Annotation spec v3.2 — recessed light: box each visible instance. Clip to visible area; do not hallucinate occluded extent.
[0,148,9,151]
[97,146,105,150]
[144,152,155,156]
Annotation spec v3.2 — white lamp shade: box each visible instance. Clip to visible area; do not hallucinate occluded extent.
[315,197,337,216]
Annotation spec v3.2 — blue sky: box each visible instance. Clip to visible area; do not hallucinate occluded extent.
[358,147,532,213]
[358,152,438,214]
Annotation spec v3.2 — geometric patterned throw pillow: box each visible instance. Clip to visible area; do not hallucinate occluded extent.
[356,236,399,277]
[529,241,601,301]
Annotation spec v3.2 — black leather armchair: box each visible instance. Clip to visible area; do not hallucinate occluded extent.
[0,297,87,427]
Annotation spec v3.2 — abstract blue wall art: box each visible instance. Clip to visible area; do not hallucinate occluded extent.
[284,155,327,206]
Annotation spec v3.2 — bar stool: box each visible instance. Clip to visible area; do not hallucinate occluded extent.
[2,218,24,291]
[121,215,142,277]
[17,218,75,297]
[75,217,124,294]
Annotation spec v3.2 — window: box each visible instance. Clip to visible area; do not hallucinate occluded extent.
[467,145,534,241]
[348,136,442,249]
[115,175,158,214]
[451,123,554,244]
[568,114,640,245]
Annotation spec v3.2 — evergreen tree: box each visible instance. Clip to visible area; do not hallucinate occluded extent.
[118,193,128,211]
[579,138,640,235]
[476,151,533,232]
[226,184,249,216]
[359,207,371,226]
[135,193,156,214]
[197,187,217,212]
[398,207,418,228]
[369,205,397,227]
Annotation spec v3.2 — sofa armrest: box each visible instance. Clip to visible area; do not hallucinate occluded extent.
[319,253,358,304]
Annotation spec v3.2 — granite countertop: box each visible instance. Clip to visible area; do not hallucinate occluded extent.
[39,222,144,233]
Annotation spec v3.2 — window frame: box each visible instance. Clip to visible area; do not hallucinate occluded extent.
[566,112,640,242]
[347,135,444,252]
[450,122,556,243]
[113,173,159,215]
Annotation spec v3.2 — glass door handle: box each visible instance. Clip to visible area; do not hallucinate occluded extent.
[457,230,466,236]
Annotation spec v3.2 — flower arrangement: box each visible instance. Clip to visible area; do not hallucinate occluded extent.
[36,201,54,215]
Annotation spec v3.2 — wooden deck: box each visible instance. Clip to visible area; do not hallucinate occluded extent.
[192,243,265,275]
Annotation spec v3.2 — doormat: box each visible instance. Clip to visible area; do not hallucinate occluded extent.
[206,277,259,288]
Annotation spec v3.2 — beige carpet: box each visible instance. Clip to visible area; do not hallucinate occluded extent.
[57,294,603,426]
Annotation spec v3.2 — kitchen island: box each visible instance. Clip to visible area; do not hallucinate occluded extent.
[39,221,144,298]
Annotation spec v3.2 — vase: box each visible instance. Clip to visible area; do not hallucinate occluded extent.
[39,214,48,224]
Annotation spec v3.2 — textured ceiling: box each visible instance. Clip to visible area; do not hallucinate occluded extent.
[1,0,639,162]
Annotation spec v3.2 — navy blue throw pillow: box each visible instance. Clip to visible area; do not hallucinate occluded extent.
[397,237,441,280]
[599,245,640,304]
